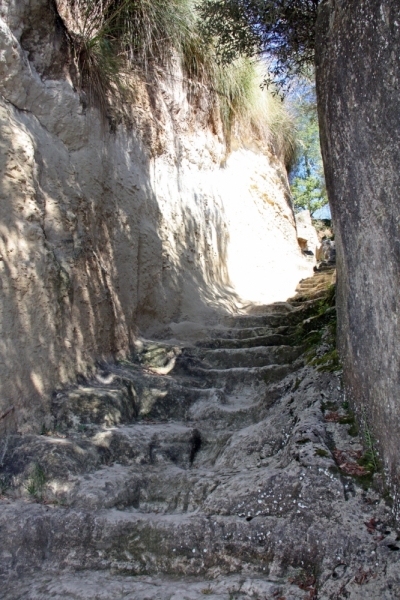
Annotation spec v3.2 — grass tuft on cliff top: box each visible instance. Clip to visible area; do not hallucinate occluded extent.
[57,0,295,162]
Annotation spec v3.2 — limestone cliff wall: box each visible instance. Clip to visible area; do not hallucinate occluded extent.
[0,0,312,432]
[316,0,400,510]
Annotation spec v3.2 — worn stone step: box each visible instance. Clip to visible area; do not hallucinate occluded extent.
[222,313,294,329]
[195,333,296,350]
[241,301,295,315]
[52,372,228,427]
[289,289,328,304]
[185,362,301,391]
[0,491,385,582]
[2,423,210,495]
[208,324,293,340]
[1,571,310,600]
[190,345,304,369]
[65,464,220,514]
[222,303,320,329]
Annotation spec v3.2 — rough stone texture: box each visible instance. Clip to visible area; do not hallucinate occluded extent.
[295,210,320,256]
[0,0,313,433]
[1,270,400,598]
[316,0,400,513]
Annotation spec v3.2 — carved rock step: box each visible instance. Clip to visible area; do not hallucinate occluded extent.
[187,345,304,369]
[64,464,218,513]
[205,324,293,340]
[222,312,295,329]
[222,302,322,329]
[0,482,393,582]
[3,422,209,492]
[240,301,295,315]
[195,332,296,349]
[1,571,313,600]
[182,363,301,391]
[52,373,227,427]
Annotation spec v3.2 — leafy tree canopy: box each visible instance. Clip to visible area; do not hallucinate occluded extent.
[197,0,320,87]
[289,78,328,214]
[197,1,328,213]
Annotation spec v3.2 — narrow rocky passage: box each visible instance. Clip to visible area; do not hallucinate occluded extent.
[1,268,399,599]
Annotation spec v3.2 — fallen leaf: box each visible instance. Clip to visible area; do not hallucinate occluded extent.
[364,517,377,533]
[333,449,369,476]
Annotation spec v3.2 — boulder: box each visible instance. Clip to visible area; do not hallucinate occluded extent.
[295,210,321,258]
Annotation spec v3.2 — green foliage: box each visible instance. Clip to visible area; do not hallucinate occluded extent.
[310,347,340,372]
[360,408,379,472]
[335,403,358,436]
[58,0,296,160]
[289,78,328,214]
[347,421,358,437]
[337,413,354,425]
[291,174,327,214]
[26,463,46,500]
[197,0,320,88]
[293,377,302,391]
[320,400,337,413]
[315,448,329,458]
[62,0,127,113]
[0,475,10,495]
[293,280,339,371]
[61,0,202,111]
[213,58,296,160]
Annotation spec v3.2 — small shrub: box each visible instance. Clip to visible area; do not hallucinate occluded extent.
[347,422,358,437]
[293,377,302,391]
[309,348,340,372]
[338,413,355,425]
[56,0,296,160]
[315,448,329,458]
[0,475,10,495]
[320,400,337,413]
[26,463,46,500]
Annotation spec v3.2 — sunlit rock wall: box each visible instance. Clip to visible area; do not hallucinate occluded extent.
[316,0,400,511]
[0,0,312,431]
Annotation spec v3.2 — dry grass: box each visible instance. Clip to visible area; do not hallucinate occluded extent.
[56,0,296,162]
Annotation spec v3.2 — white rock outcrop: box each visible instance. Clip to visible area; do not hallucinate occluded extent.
[0,0,313,430]
[295,210,321,257]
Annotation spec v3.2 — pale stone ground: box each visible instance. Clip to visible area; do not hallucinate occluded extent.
[1,270,399,599]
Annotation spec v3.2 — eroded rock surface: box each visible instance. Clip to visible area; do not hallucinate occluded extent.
[316,0,400,511]
[1,270,399,599]
[0,0,313,433]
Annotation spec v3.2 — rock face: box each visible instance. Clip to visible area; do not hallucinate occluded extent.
[1,269,400,598]
[0,0,312,433]
[295,210,320,257]
[316,0,400,512]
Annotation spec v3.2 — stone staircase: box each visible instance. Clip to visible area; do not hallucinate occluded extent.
[1,269,400,599]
